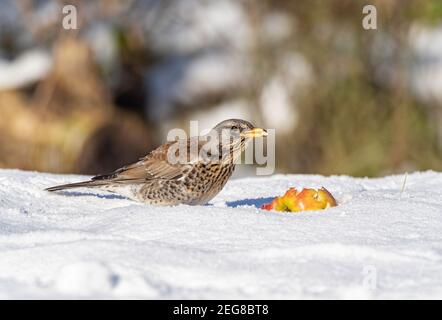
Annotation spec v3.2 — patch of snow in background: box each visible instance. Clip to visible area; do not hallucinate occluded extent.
[0,169,442,299]
[260,53,313,134]
[0,50,52,90]
[145,0,253,54]
[85,22,120,75]
[145,52,249,122]
[409,23,442,106]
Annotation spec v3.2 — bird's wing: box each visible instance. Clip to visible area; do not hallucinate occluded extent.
[91,138,200,184]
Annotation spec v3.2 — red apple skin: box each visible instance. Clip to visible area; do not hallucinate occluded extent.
[261,203,274,211]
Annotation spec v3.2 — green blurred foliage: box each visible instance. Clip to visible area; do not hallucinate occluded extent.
[264,0,442,176]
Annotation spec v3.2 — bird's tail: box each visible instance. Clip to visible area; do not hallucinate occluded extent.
[45,180,105,192]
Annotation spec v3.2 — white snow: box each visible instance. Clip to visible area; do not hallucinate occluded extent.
[0,169,442,299]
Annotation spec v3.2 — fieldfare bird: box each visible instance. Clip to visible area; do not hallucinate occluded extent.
[46,119,268,205]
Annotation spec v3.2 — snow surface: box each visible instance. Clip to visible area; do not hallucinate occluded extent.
[0,169,442,299]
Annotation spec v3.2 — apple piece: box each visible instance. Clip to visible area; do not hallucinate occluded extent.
[272,196,288,211]
[296,188,326,211]
[261,196,287,211]
[283,187,298,198]
[261,203,274,211]
[260,186,337,213]
[282,187,302,212]
[317,187,337,208]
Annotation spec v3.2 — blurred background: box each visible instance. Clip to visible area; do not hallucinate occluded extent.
[1,0,442,177]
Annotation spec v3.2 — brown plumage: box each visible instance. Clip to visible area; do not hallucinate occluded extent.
[46,119,267,206]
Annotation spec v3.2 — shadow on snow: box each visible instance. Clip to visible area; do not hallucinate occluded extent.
[57,190,127,200]
[225,197,274,209]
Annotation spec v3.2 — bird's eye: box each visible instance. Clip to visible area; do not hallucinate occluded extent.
[231,126,239,131]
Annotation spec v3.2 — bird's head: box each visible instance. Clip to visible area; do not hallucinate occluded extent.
[202,119,268,163]
[212,119,268,141]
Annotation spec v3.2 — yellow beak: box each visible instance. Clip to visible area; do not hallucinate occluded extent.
[241,128,268,138]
